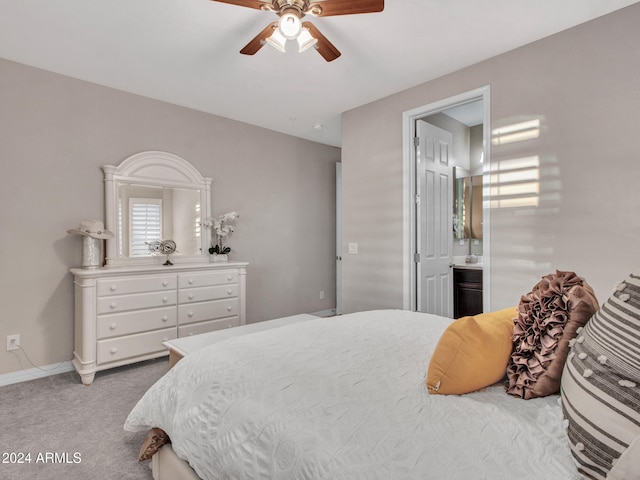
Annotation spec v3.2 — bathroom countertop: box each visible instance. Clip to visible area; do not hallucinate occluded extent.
[453,263,483,270]
[452,255,483,269]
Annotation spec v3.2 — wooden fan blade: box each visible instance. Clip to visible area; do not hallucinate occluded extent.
[210,0,273,11]
[302,22,341,62]
[240,22,277,55]
[307,0,384,17]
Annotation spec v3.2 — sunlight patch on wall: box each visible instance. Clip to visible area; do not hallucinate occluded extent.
[491,119,541,145]
[488,155,540,209]
[488,113,562,304]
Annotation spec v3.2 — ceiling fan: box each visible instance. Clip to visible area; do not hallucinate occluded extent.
[211,0,384,62]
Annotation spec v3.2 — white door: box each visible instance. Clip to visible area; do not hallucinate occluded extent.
[416,120,454,317]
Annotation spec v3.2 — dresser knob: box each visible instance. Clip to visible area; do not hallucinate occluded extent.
[110,302,117,309]
[226,305,232,311]
[188,311,194,317]
[162,280,169,287]
[110,348,118,354]
[162,316,168,322]
[188,294,194,300]
[188,279,194,285]
[110,323,117,330]
[189,332,194,336]
[110,285,117,291]
[227,276,233,281]
[163,338,168,342]
[227,289,233,295]
[227,324,233,328]
[162,297,168,303]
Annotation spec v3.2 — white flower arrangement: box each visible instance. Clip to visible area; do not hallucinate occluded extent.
[206,211,239,255]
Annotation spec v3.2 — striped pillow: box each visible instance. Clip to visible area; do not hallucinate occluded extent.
[560,273,640,479]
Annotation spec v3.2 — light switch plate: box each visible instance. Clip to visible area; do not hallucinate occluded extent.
[348,242,358,254]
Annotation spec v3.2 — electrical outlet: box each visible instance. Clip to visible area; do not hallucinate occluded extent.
[7,334,20,352]
[320,290,325,300]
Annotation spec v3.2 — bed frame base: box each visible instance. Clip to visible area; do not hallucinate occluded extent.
[152,445,201,480]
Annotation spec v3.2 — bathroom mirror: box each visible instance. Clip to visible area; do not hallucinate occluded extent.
[103,151,212,267]
[454,174,483,241]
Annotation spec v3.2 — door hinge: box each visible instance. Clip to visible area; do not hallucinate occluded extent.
[414,137,420,147]
[415,194,421,204]
[414,253,421,263]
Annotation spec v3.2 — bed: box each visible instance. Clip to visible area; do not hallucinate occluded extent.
[125,270,640,480]
[125,309,584,480]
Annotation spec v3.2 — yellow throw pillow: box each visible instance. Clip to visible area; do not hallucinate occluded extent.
[427,307,517,395]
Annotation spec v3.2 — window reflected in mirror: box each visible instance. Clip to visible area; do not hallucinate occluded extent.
[117,183,202,257]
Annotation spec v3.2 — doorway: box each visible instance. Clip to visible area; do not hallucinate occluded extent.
[402,86,491,314]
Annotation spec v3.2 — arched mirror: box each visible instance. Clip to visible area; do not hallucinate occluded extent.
[103,151,212,267]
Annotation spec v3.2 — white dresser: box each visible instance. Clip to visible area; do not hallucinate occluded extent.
[71,262,247,385]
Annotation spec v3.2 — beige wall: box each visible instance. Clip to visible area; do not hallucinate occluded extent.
[341,4,640,313]
[0,59,340,375]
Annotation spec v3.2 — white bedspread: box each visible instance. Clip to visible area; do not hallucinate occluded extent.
[125,310,582,480]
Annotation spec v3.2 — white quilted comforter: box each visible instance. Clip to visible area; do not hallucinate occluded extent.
[125,310,582,480]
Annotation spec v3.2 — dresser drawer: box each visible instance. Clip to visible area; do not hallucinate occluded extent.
[178,271,238,289]
[178,316,240,337]
[97,327,176,364]
[97,275,176,297]
[97,291,177,315]
[178,298,239,325]
[97,306,177,339]
[178,284,239,304]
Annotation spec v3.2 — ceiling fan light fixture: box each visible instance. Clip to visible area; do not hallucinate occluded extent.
[224,0,385,61]
[266,28,287,52]
[297,27,318,52]
[278,11,302,40]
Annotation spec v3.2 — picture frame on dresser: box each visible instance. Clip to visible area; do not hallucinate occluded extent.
[70,151,248,385]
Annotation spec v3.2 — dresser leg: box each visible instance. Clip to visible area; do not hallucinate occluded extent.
[80,372,95,386]
[73,356,96,385]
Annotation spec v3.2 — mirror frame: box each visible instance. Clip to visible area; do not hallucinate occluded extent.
[103,151,212,267]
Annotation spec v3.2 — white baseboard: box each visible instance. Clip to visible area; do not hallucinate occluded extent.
[309,308,337,318]
[0,361,74,387]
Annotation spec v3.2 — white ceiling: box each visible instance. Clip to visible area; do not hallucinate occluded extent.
[441,100,484,128]
[0,0,637,147]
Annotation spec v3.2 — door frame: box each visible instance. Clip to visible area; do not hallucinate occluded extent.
[401,86,491,312]
[336,162,343,315]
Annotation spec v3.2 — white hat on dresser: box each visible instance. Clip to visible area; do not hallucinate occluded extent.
[67,219,114,239]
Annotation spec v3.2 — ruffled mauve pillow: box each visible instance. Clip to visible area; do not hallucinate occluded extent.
[505,270,599,399]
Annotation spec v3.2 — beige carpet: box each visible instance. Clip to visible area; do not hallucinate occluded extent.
[0,358,169,480]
